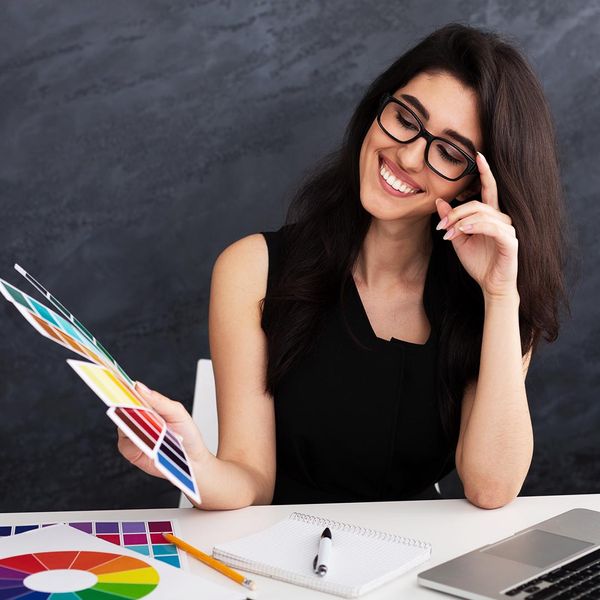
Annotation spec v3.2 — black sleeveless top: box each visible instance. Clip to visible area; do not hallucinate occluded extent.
[261,227,455,504]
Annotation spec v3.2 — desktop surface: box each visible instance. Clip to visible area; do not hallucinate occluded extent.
[2,494,600,599]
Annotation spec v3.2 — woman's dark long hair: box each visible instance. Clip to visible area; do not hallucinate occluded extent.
[260,22,570,446]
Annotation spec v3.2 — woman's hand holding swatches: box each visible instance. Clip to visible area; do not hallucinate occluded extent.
[117,381,209,480]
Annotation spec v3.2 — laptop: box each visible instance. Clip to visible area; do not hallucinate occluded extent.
[418,508,600,599]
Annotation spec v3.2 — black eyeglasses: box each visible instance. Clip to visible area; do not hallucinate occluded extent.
[376,93,479,181]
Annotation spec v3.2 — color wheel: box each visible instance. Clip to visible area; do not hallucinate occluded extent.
[0,550,159,599]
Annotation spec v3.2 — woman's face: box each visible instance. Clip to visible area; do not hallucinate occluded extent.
[359,71,483,222]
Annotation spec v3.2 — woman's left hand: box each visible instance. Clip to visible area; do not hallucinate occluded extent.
[435,152,519,299]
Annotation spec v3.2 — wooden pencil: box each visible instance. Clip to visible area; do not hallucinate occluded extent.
[163,532,256,590]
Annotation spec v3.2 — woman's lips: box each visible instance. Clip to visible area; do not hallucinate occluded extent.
[380,156,422,190]
[378,157,423,198]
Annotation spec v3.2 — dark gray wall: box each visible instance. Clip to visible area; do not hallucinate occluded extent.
[1,1,598,512]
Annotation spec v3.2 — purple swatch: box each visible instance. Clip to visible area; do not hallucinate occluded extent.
[0,564,29,579]
[95,522,119,534]
[69,522,93,534]
[122,521,146,534]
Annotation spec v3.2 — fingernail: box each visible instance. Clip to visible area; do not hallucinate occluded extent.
[436,217,448,231]
[136,381,151,394]
[477,151,486,162]
[443,228,455,240]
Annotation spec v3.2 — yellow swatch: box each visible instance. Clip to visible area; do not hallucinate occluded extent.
[77,363,143,407]
[96,566,160,585]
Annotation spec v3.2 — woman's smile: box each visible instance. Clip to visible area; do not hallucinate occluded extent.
[377,156,424,198]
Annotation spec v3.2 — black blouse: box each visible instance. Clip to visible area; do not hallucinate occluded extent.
[261,227,455,504]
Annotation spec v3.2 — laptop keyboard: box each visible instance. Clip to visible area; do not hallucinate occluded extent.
[504,547,600,599]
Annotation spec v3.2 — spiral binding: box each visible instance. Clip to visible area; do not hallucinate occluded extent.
[290,512,431,549]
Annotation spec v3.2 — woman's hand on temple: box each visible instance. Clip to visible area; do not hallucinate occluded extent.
[117,382,209,479]
[435,152,519,300]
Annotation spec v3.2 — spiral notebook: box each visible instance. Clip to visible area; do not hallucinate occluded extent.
[213,512,432,598]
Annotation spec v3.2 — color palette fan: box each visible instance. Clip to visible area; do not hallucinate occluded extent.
[0,266,201,505]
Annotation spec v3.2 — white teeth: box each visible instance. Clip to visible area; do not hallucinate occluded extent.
[379,163,419,194]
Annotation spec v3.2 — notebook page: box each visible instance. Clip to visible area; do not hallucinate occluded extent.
[213,514,431,596]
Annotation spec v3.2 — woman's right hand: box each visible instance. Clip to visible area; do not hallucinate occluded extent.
[117,381,209,480]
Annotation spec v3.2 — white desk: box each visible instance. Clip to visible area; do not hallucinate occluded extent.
[2,494,600,599]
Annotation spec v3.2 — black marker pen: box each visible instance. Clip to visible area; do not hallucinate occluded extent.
[313,527,332,576]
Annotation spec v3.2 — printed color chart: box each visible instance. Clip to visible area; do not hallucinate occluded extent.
[0,524,244,600]
[0,550,159,599]
[0,520,185,569]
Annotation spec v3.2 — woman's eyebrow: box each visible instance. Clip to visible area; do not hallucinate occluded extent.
[400,93,478,157]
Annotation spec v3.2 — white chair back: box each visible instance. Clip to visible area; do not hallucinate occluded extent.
[179,358,218,508]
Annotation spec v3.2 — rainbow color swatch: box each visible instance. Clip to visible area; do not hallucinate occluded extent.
[0,550,159,599]
[67,360,199,499]
[0,266,201,505]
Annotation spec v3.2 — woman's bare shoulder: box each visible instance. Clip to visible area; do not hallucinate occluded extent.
[212,233,268,299]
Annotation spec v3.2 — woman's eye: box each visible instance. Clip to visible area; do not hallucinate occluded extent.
[396,114,417,130]
[436,145,462,165]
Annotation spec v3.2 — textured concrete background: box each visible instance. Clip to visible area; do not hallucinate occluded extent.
[0,1,598,511]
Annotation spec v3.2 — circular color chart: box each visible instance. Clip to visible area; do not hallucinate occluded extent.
[0,550,159,599]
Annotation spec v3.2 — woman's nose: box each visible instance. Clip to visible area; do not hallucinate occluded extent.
[396,137,427,172]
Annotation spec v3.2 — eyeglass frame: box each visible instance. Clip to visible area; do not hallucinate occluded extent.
[376,92,479,182]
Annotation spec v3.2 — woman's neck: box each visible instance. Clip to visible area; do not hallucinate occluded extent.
[353,217,433,290]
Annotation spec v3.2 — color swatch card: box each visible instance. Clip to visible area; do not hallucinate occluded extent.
[0,523,246,599]
[0,266,201,505]
[0,519,187,570]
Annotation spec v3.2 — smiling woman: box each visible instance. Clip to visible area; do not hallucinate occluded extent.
[360,71,483,220]
[119,23,570,510]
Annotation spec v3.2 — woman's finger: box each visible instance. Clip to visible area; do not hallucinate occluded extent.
[455,216,516,239]
[436,200,511,231]
[476,152,499,210]
[442,216,516,244]
[456,220,519,252]
[135,382,189,423]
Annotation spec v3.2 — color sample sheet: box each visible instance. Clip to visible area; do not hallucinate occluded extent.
[0,267,201,505]
[0,520,187,569]
[0,524,245,599]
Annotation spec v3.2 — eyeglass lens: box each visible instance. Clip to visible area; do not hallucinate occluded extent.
[379,101,470,180]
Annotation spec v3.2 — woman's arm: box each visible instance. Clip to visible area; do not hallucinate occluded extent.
[437,152,534,510]
[118,234,276,510]
[202,233,276,509]
[455,290,534,510]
